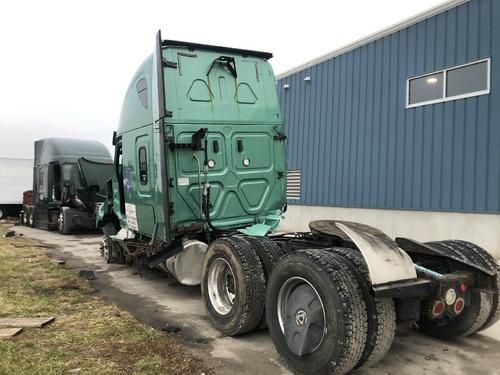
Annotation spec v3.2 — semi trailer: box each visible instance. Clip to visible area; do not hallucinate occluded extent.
[97,30,500,374]
[0,158,33,219]
[21,138,113,233]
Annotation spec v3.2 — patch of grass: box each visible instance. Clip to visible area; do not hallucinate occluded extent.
[134,354,164,375]
[0,226,209,375]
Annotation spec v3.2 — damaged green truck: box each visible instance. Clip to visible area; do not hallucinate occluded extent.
[96,31,500,374]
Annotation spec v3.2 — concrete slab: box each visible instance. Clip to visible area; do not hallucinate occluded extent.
[12,226,500,375]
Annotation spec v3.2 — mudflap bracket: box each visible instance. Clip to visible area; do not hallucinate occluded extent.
[373,279,433,299]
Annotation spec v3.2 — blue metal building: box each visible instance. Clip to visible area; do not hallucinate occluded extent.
[276,0,500,256]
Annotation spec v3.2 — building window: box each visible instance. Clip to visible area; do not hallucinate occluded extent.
[136,78,148,109]
[406,59,490,108]
[408,72,444,105]
[138,147,148,185]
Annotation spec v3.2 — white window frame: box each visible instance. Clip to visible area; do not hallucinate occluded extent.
[406,58,491,109]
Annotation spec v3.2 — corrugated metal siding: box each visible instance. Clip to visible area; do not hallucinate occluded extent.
[278,0,500,213]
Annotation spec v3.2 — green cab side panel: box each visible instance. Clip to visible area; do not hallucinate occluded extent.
[115,43,286,238]
[118,56,154,134]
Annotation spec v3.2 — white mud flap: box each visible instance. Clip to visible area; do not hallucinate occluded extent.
[334,221,417,286]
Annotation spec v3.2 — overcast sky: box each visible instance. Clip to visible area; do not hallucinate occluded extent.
[0,0,444,159]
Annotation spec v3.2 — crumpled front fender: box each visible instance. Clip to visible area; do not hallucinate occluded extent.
[96,198,113,227]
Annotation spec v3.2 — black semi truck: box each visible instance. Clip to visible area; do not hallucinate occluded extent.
[21,138,113,234]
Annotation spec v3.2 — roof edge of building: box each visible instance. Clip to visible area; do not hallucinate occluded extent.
[276,0,470,80]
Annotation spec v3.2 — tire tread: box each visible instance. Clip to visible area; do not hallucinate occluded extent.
[242,236,285,330]
[274,249,368,375]
[202,237,266,335]
[432,240,500,332]
[329,247,396,368]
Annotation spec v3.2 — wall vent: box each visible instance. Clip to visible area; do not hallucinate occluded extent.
[286,169,301,200]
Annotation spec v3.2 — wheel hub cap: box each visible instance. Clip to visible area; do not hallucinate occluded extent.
[295,310,307,326]
[278,278,326,357]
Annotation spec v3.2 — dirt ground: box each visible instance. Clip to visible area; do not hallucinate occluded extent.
[0,224,209,375]
[9,225,500,374]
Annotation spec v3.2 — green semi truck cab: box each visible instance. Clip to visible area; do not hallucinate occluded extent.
[98,31,286,249]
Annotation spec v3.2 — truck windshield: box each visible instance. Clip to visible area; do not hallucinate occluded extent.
[78,158,113,194]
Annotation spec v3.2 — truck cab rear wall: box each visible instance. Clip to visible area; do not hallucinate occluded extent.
[110,34,286,239]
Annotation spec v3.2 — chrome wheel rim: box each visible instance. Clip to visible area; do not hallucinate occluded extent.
[207,258,236,315]
[277,276,327,356]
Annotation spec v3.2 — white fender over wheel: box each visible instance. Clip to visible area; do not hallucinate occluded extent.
[310,220,417,285]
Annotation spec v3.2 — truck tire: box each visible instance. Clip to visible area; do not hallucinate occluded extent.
[243,236,284,279]
[429,240,500,332]
[480,270,500,331]
[23,209,30,226]
[201,237,266,336]
[58,208,70,234]
[266,249,367,375]
[447,240,500,332]
[27,209,34,227]
[242,236,285,329]
[102,223,119,263]
[463,292,494,336]
[329,247,396,368]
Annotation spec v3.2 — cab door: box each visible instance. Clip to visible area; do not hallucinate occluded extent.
[134,135,156,235]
